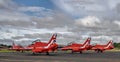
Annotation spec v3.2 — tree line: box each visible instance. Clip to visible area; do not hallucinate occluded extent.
[113,43,120,49]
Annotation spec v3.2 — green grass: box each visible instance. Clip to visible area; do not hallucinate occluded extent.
[109,48,120,52]
[0,49,32,53]
[0,48,120,53]
[0,49,15,52]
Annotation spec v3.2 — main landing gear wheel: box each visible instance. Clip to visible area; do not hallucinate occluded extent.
[100,50,103,53]
[96,49,103,53]
[46,52,49,55]
[80,51,82,54]
[32,52,36,55]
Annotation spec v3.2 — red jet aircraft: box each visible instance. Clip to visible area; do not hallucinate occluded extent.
[9,42,33,52]
[32,33,58,55]
[61,37,91,53]
[91,40,114,53]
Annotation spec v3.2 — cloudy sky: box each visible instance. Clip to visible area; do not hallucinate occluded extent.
[0,0,120,45]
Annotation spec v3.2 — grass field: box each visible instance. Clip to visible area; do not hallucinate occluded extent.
[0,49,15,52]
[0,48,120,53]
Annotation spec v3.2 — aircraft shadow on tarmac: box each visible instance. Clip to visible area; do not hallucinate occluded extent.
[25,53,58,56]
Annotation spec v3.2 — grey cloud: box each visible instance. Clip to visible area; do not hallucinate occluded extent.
[53,0,114,18]
[1,0,120,45]
[12,36,24,39]
[12,33,55,41]
[115,3,120,13]
[31,12,74,29]
[0,20,34,28]
[18,6,54,17]
[0,39,13,45]
[0,0,18,11]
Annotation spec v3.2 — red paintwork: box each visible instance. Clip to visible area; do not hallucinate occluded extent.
[9,42,33,52]
[91,40,114,53]
[9,34,58,54]
[32,34,58,55]
[61,38,91,53]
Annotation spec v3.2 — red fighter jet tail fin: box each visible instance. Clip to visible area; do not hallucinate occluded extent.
[48,33,57,44]
[45,33,57,48]
[81,37,91,48]
[12,41,16,48]
[105,40,114,49]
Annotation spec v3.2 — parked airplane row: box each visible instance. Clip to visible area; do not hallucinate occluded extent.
[9,33,114,55]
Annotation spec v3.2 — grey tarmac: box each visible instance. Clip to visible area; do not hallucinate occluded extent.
[0,51,120,62]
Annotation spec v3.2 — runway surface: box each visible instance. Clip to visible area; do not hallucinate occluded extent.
[0,51,120,62]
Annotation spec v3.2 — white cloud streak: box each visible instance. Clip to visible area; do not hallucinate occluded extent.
[114,21,120,27]
[75,16,101,27]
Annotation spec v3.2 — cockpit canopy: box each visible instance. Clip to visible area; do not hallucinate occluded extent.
[32,39,41,44]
